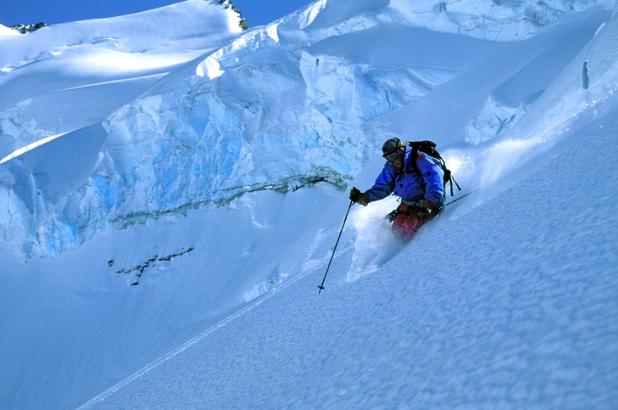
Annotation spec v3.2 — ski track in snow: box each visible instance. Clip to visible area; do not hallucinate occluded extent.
[56,72,169,92]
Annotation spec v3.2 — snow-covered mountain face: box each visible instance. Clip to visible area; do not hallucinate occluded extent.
[0,0,244,256]
[2,1,618,409]
[0,0,614,259]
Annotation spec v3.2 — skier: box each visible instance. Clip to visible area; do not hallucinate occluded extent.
[349,137,445,240]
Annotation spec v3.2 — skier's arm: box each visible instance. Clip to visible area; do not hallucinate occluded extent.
[417,154,444,206]
[365,163,396,202]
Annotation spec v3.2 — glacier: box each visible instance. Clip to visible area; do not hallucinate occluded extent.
[0,0,614,258]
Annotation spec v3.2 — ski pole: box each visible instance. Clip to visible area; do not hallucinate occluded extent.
[318,200,354,294]
[444,190,476,207]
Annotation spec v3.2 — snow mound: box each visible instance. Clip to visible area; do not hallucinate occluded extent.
[0,0,243,156]
[0,24,20,36]
[0,0,242,67]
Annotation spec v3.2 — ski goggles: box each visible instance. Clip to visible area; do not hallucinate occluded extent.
[382,148,400,162]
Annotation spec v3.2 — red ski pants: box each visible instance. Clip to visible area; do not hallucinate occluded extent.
[391,203,431,241]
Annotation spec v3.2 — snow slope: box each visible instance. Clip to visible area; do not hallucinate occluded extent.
[79,13,618,407]
[0,24,20,37]
[82,101,618,409]
[1,0,617,409]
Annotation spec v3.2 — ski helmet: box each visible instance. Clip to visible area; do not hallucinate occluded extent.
[382,137,402,162]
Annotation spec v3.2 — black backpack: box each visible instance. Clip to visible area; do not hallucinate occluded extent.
[406,140,461,196]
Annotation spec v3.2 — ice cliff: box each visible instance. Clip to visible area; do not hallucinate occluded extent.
[0,0,615,258]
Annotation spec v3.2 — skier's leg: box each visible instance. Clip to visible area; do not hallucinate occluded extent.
[392,212,423,241]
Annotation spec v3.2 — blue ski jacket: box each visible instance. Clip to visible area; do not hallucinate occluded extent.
[366,146,445,206]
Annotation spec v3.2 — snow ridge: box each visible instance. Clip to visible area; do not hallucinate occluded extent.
[387,0,615,40]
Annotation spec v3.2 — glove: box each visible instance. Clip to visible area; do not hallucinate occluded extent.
[418,199,437,209]
[416,207,433,221]
[349,187,369,206]
[416,199,438,221]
